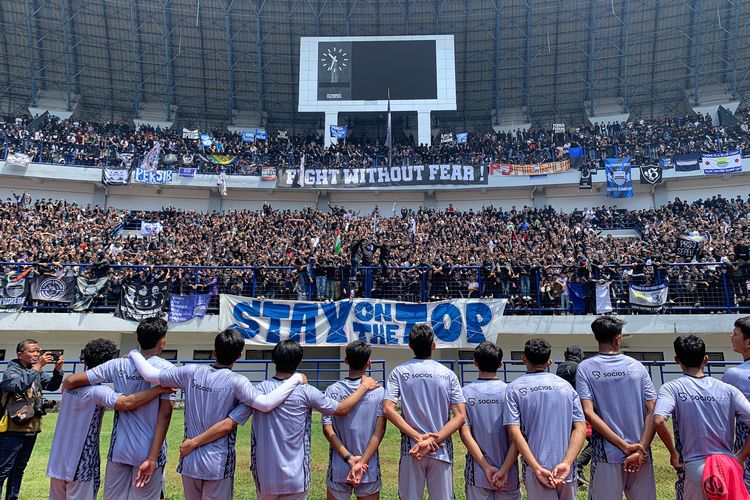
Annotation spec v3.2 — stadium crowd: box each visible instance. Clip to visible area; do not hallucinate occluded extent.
[2,193,750,312]
[2,108,750,174]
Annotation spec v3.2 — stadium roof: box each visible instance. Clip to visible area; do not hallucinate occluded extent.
[0,0,748,133]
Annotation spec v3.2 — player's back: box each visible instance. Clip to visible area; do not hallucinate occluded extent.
[723,360,750,398]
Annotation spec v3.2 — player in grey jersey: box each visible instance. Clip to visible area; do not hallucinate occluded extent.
[47,339,173,500]
[504,338,586,500]
[459,342,520,500]
[129,329,306,500]
[322,340,386,500]
[383,323,467,500]
[575,316,657,500]
[63,317,175,499]
[723,316,750,489]
[655,335,750,500]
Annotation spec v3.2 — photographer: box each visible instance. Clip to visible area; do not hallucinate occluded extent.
[0,339,64,500]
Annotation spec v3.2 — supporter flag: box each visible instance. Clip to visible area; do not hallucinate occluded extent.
[605,157,633,198]
[334,231,342,255]
[5,152,32,168]
[181,154,194,165]
[702,150,742,175]
[255,128,267,141]
[568,145,585,170]
[385,89,392,167]
[70,277,109,312]
[673,152,700,172]
[640,164,663,185]
[26,111,49,132]
[140,221,163,235]
[200,133,212,147]
[297,154,306,188]
[566,282,586,314]
[115,279,168,321]
[103,165,130,186]
[217,171,228,197]
[456,132,468,144]
[718,105,739,126]
[595,283,612,314]
[179,167,196,178]
[168,293,210,323]
[674,236,701,259]
[182,128,199,139]
[140,143,161,172]
[30,275,76,303]
[629,282,669,312]
[579,166,592,190]
[208,155,239,165]
[0,272,30,312]
[242,130,255,143]
[162,153,178,165]
[330,125,347,140]
[660,157,674,169]
[277,130,289,140]
[441,133,453,144]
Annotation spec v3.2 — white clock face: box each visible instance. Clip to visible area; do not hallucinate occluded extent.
[320,47,349,72]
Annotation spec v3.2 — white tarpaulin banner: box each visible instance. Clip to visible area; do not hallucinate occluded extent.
[5,152,32,168]
[220,295,506,348]
[595,283,612,314]
[702,149,742,175]
[629,282,669,311]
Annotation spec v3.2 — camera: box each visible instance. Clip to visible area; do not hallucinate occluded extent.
[48,351,62,362]
[34,398,57,417]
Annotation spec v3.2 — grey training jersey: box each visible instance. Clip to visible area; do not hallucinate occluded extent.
[87,355,176,467]
[321,378,385,484]
[462,379,520,492]
[655,375,750,462]
[46,385,120,482]
[576,354,656,463]
[158,364,257,480]
[504,371,585,478]
[250,378,339,495]
[723,360,750,467]
[385,358,466,464]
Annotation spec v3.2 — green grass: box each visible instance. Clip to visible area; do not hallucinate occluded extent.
[20,410,678,499]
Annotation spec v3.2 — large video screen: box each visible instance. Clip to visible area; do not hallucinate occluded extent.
[317,41,437,101]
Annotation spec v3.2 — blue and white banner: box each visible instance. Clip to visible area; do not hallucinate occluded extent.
[178,167,196,178]
[255,128,267,141]
[140,143,161,172]
[133,168,173,185]
[629,282,669,311]
[702,150,742,175]
[330,125,347,140]
[456,132,468,144]
[200,133,212,147]
[220,296,506,348]
[605,157,633,198]
[242,130,255,143]
[140,221,163,235]
[182,129,199,140]
[169,293,211,323]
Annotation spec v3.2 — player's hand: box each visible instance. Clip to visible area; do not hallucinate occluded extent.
[298,373,308,385]
[179,438,197,459]
[360,375,381,391]
[551,462,570,486]
[669,451,684,470]
[483,465,502,491]
[347,462,368,484]
[160,387,177,394]
[54,355,65,372]
[409,436,440,460]
[346,455,363,469]
[491,466,510,490]
[34,352,53,371]
[134,459,156,488]
[533,466,556,489]
[623,442,646,456]
[623,450,646,473]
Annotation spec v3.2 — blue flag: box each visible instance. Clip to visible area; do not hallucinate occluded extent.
[605,157,633,198]
[456,132,468,144]
[566,283,586,314]
[241,130,255,143]
[169,294,211,323]
[568,146,584,158]
[200,134,212,147]
[255,128,267,141]
[330,125,347,140]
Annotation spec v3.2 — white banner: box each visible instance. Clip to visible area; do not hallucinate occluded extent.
[629,282,669,311]
[595,283,612,314]
[220,296,506,348]
[702,150,742,175]
[5,152,32,168]
[133,168,173,185]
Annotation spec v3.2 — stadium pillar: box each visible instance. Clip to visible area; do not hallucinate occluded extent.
[417,111,432,147]
[324,112,338,147]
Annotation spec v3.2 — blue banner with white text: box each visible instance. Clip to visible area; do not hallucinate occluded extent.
[220,296,506,348]
[605,157,633,198]
[169,294,211,323]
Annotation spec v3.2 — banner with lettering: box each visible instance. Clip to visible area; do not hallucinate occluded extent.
[220,296,506,348]
[605,157,633,198]
[133,168,173,185]
[490,159,571,176]
[276,164,488,189]
[702,150,742,175]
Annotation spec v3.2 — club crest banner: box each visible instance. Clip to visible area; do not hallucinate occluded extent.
[220,296,506,348]
[70,277,109,312]
[629,282,669,312]
[330,126,347,140]
[30,275,76,303]
[0,274,29,311]
[605,157,633,198]
[115,280,168,321]
[579,166,592,190]
[702,150,742,175]
[640,164,663,185]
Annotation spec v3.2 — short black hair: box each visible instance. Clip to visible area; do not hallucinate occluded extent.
[136,317,168,350]
[345,340,371,370]
[82,338,118,369]
[564,345,584,362]
[590,316,624,344]
[673,335,706,368]
[524,338,551,365]
[214,328,245,365]
[473,342,503,372]
[16,339,38,353]
[735,317,750,339]
[408,323,434,358]
[272,340,304,373]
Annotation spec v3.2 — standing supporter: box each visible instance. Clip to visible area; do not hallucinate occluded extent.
[576,317,657,499]
[383,323,467,500]
[322,340,386,500]
[47,339,171,500]
[62,317,176,499]
[0,339,64,500]
[504,338,586,499]
[655,335,750,499]
[127,329,306,500]
[723,316,750,490]
[459,342,521,499]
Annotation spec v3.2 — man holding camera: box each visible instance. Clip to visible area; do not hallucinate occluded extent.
[0,339,64,499]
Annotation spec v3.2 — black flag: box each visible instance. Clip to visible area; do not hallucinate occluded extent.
[579,166,592,190]
[640,164,663,185]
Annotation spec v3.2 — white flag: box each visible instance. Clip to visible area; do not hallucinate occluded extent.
[595,283,613,314]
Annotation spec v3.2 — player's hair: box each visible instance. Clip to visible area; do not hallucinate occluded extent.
[136,317,168,350]
[272,340,304,373]
[473,342,503,372]
[673,335,706,368]
[408,323,434,358]
[214,328,246,365]
[735,317,750,339]
[16,338,38,353]
[82,338,118,369]
[524,338,552,365]
[345,340,371,370]
[590,316,624,344]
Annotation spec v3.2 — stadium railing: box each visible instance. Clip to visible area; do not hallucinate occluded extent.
[2,261,746,315]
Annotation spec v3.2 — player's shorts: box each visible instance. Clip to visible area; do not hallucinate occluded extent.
[256,492,308,500]
[677,459,707,500]
[49,478,96,500]
[104,461,164,500]
[181,475,233,500]
[588,460,656,500]
[327,479,381,499]
[465,483,521,500]
[398,455,454,500]
[523,466,576,500]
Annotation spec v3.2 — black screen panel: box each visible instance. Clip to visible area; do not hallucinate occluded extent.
[351,41,437,100]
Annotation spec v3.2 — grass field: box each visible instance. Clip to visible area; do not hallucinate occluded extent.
[18,410,679,499]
